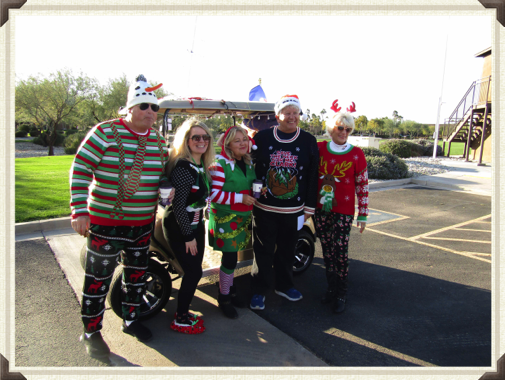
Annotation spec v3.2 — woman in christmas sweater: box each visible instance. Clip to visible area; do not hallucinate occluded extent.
[315,100,369,314]
[163,118,215,334]
[209,126,257,319]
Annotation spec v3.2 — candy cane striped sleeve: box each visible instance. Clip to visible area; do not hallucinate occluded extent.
[209,161,243,205]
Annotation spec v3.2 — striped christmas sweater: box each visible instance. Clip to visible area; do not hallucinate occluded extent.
[69,118,169,226]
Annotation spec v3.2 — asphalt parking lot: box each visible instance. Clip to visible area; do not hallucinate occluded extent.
[200,186,492,367]
[14,184,492,369]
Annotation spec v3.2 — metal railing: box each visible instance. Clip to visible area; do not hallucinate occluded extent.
[443,76,491,139]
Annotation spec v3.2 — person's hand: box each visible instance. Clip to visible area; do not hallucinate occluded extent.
[242,194,256,206]
[304,213,311,223]
[168,188,175,203]
[185,239,198,256]
[71,216,90,237]
[357,221,366,234]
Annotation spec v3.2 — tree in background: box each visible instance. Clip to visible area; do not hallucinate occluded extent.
[354,115,368,135]
[368,118,385,136]
[309,113,323,136]
[16,69,98,155]
[78,73,129,126]
[391,110,403,137]
[320,108,327,122]
[202,114,235,135]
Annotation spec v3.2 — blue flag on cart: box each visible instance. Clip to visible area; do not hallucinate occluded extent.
[249,85,267,102]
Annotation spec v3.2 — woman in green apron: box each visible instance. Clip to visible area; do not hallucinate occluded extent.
[209,126,257,319]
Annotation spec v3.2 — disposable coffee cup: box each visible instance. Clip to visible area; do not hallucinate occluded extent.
[159,184,173,206]
[252,180,263,199]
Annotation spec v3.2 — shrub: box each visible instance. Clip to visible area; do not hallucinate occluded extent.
[64,128,79,137]
[32,131,66,147]
[29,127,41,137]
[15,131,28,138]
[379,139,424,158]
[362,147,410,180]
[410,139,443,156]
[64,131,89,155]
[18,124,31,134]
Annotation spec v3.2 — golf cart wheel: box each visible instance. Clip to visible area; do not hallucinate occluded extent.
[293,229,315,275]
[107,258,172,321]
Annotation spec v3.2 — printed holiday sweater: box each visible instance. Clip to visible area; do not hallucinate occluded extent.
[69,118,169,226]
[169,159,210,242]
[317,141,369,222]
[253,126,319,215]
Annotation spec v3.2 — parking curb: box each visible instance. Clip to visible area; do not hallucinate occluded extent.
[15,216,70,235]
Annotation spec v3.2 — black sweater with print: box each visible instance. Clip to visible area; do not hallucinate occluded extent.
[252,126,319,215]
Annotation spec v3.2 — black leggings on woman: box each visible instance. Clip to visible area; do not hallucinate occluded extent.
[166,219,206,315]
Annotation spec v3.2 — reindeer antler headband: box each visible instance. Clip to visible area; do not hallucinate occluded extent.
[330,99,356,114]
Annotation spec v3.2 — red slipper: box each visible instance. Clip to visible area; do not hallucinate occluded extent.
[170,319,206,334]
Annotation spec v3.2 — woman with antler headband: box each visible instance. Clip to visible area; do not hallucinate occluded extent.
[208,125,257,319]
[315,100,369,314]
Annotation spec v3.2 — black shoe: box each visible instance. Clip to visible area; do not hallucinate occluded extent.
[218,293,239,319]
[321,289,337,304]
[80,331,110,359]
[121,321,153,342]
[332,297,346,314]
[229,286,247,308]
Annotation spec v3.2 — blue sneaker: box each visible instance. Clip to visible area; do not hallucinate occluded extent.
[275,288,303,301]
[250,294,265,310]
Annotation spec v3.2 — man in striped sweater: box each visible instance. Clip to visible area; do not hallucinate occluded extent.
[70,75,169,360]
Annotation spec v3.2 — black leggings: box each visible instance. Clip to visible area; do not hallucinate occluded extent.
[168,222,206,315]
[221,251,238,271]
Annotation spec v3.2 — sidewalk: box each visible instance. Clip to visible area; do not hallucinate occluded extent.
[14,158,492,367]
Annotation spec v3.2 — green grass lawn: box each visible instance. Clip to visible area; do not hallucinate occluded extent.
[438,140,467,156]
[15,156,74,223]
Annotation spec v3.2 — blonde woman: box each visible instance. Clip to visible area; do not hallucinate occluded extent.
[163,118,215,334]
[209,126,256,319]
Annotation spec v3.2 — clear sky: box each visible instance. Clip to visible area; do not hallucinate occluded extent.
[15,14,491,124]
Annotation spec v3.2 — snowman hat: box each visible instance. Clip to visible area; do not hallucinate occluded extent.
[118,74,163,115]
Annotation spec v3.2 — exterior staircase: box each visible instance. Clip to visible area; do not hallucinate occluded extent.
[442,76,491,165]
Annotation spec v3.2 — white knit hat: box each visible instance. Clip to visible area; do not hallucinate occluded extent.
[274,94,301,115]
[118,74,162,115]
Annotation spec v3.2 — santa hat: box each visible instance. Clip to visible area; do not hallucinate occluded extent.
[217,126,257,161]
[118,74,163,115]
[274,94,302,115]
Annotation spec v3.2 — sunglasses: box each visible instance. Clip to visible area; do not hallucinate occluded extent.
[138,103,160,112]
[190,134,211,142]
[337,126,353,133]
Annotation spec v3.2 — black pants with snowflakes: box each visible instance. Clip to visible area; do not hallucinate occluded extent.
[314,210,354,297]
[81,222,153,333]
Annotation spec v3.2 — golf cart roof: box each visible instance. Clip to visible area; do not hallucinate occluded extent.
[157,98,275,118]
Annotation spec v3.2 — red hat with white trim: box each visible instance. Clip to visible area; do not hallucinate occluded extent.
[274,94,301,115]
